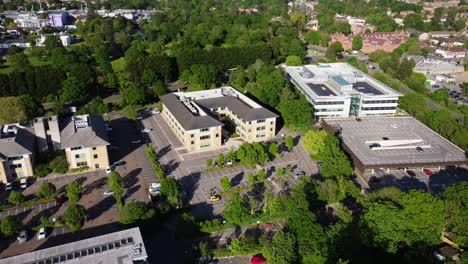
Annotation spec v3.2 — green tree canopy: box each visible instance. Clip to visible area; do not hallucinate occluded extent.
[262,231,297,264]
[63,204,86,231]
[302,129,328,157]
[285,55,302,66]
[60,76,88,103]
[362,189,445,253]
[36,182,57,199]
[66,181,83,203]
[0,97,29,124]
[160,177,183,208]
[223,194,250,225]
[119,201,155,225]
[317,133,353,178]
[0,215,22,237]
[442,182,468,247]
[8,191,25,205]
[108,171,124,207]
[352,36,362,50]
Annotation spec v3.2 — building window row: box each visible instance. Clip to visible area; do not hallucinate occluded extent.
[314,108,344,112]
[76,161,88,167]
[9,164,22,169]
[362,100,398,104]
[75,153,85,159]
[256,134,265,138]
[256,126,266,131]
[314,101,345,105]
[7,156,23,161]
[200,128,209,132]
[71,146,83,151]
[361,106,397,111]
[200,135,211,140]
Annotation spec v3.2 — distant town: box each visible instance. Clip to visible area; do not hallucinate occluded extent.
[0,0,467,263]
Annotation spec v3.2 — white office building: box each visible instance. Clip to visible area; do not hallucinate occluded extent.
[284,63,402,119]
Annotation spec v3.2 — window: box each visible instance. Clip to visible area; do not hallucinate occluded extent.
[92,147,97,150]
[17,172,24,177]
[257,119,265,123]
[93,154,98,159]
[256,126,266,131]
[75,153,85,159]
[7,156,22,161]
[191,141,194,144]
[76,161,87,167]
[270,121,273,125]
[200,135,210,140]
[95,164,99,169]
[9,164,21,169]
[201,143,211,148]
[200,128,209,132]
[256,134,265,138]
[70,146,83,151]
[216,133,219,137]
[191,134,194,138]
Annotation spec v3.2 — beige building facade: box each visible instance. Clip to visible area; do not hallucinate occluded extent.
[160,87,278,152]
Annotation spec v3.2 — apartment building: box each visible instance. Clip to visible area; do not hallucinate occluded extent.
[434,47,466,59]
[60,115,110,170]
[330,33,353,50]
[361,31,409,53]
[284,63,402,119]
[160,87,278,152]
[0,124,35,183]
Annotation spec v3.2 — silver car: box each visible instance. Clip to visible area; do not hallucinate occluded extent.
[17,230,27,243]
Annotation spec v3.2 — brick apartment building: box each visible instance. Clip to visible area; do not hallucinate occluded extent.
[361,31,409,53]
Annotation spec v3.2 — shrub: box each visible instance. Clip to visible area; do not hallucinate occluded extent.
[36,182,57,199]
[63,204,86,231]
[8,191,25,205]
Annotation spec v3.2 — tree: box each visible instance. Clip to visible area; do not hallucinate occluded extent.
[220,176,231,191]
[160,177,183,208]
[8,53,30,68]
[352,36,362,50]
[66,181,83,203]
[285,55,302,66]
[8,191,25,205]
[227,149,236,163]
[206,159,213,167]
[49,154,68,173]
[63,204,86,231]
[305,31,322,45]
[44,35,63,52]
[217,153,225,166]
[36,182,57,199]
[269,142,278,157]
[362,189,445,253]
[278,95,313,131]
[108,172,124,207]
[119,201,155,224]
[0,216,22,237]
[257,169,266,182]
[248,173,256,185]
[302,130,328,157]
[124,85,147,106]
[262,231,297,264]
[285,136,294,151]
[318,133,353,178]
[0,97,28,124]
[277,167,284,177]
[442,182,468,246]
[20,95,44,120]
[326,42,344,60]
[222,194,250,225]
[60,76,88,103]
[316,179,345,204]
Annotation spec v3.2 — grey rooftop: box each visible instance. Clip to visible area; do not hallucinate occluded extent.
[60,114,109,149]
[0,227,148,264]
[323,117,467,167]
[0,125,35,160]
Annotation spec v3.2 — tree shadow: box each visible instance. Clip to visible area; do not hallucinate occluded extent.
[109,117,143,162]
[164,160,180,175]
[179,172,201,203]
[25,205,61,229]
[82,177,107,195]
[190,202,215,221]
[231,172,244,187]
[428,167,468,194]
[157,145,172,160]
[123,168,141,188]
[86,196,115,221]
[57,176,87,194]
[123,185,141,201]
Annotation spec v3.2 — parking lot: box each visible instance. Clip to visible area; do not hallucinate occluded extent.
[141,110,318,219]
[361,166,468,194]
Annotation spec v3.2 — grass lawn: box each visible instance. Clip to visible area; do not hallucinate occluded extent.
[111,57,126,72]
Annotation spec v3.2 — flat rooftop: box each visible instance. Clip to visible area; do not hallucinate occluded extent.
[284,63,401,99]
[1,227,147,264]
[323,117,467,167]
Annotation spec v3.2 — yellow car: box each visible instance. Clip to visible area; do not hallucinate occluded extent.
[209,194,221,202]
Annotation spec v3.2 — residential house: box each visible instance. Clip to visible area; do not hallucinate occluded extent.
[434,47,466,59]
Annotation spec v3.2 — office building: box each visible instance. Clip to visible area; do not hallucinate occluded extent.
[284,63,401,119]
[160,86,278,152]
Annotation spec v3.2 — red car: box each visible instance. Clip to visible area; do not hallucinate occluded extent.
[423,169,433,177]
[55,197,63,206]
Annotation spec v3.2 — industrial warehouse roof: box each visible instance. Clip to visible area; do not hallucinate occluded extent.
[0,228,148,264]
[322,117,467,168]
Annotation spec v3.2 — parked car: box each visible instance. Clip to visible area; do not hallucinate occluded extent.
[209,194,221,202]
[17,230,27,243]
[151,110,160,115]
[5,182,12,191]
[141,128,152,133]
[369,143,381,149]
[55,197,63,207]
[148,183,161,196]
[20,178,27,189]
[37,227,46,240]
[103,190,114,195]
[423,169,433,177]
[294,171,305,178]
[416,146,424,153]
[406,170,416,178]
[113,161,126,166]
[105,167,113,174]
